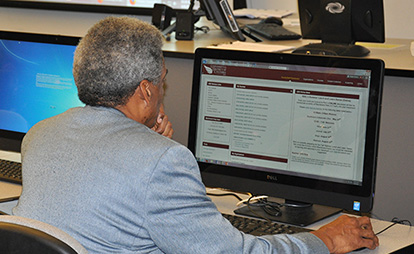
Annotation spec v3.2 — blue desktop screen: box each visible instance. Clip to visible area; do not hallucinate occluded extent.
[0,38,83,134]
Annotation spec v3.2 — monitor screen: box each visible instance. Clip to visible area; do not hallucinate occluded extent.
[0,31,83,152]
[0,0,199,15]
[293,0,385,57]
[188,48,384,226]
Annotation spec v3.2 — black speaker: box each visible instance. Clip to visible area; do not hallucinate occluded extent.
[175,12,194,40]
[152,4,173,31]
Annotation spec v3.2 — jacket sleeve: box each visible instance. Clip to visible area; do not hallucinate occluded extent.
[144,145,329,254]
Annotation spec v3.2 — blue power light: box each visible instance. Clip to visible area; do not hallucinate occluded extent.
[353,201,361,211]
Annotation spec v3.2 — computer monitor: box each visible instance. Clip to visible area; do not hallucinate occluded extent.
[198,0,246,41]
[293,0,385,57]
[0,31,83,152]
[188,48,384,226]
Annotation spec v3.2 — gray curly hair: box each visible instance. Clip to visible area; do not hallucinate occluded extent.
[73,16,164,107]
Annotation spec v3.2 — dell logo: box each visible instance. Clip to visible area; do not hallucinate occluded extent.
[266,175,278,181]
[325,2,345,14]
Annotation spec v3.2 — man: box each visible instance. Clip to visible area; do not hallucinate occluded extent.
[13,17,378,253]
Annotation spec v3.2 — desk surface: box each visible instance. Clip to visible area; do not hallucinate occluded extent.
[163,18,414,77]
[0,151,21,202]
[208,188,414,254]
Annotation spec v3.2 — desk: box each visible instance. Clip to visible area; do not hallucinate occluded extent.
[208,188,414,254]
[1,197,412,254]
[0,151,21,214]
[162,18,414,76]
[0,151,21,204]
[0,150,413,253]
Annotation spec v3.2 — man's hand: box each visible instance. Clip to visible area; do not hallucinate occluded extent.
[311,215,379,254]
[152,105,174,138]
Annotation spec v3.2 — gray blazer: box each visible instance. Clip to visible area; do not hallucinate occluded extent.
[14,106,328,253]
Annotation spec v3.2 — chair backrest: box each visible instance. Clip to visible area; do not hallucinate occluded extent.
[0,215,88,254]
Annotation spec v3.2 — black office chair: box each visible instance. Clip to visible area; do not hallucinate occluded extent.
[0,215,87,254]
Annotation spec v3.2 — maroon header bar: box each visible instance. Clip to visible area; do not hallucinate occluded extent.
[207,81,234,88]
[203,142,229,149]
[236,84,293,94]
[202,64,369,88]
[296,90,360,100]
[231,151,288,163]
[204,116,231,123]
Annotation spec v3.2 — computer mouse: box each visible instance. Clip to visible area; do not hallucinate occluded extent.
[260,16,283,26]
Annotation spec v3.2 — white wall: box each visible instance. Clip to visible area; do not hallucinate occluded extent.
[383,0,414,39]
[0,7,149,37]
[246,0,298,10]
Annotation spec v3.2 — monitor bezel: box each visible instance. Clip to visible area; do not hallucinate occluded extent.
[188,48,384,213]
[0,31,81,152]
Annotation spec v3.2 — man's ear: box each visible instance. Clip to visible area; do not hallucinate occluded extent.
[137,80,152,105]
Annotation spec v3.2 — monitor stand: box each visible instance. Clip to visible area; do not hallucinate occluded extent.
[234,199,342,227]
[292,43,370,57]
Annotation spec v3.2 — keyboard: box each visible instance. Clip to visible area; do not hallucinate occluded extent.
[0,159,22,184]
[245,23,302,41]
[222,213,311,236]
